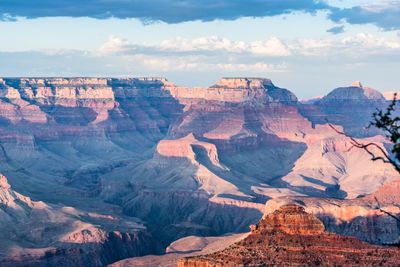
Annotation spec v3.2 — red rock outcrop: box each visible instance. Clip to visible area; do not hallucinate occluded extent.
[260,204,325,235]
[177,204,400,267]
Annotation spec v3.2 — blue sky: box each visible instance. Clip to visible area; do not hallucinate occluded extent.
[0,0,399,98]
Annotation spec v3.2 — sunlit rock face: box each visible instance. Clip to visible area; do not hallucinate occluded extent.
[177,204,400,267]
[166,77,297,104]
[261,204,325,235]
[0,77,399,266]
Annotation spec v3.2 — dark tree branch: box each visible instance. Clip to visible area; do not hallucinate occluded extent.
[327,123,400,173]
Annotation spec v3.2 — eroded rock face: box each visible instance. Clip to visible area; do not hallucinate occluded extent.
[177,204,400,267]
[260,204,325,235]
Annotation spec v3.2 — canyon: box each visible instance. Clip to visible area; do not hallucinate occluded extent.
[0,77,399,266]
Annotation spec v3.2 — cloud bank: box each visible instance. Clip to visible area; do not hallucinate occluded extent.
[2,1,399,30]
[0,0,328,23]
[329,1,400,30]
[97,34,400,58]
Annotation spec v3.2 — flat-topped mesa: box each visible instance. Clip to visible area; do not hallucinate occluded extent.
[258,204,325,235]
[4,77,108,87]
[167,77,298,104]
[320,81,385,102]
[1,77,114,102]
[211,77,274,89]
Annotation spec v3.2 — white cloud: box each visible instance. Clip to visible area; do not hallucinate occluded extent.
[215,62,287,72]
[97,33,400,60]
[98,35,291,57]
[341,33,400,49]
[135,55,287,73]
[250,37,291,56]
[97,36,129,55]
[290,38,333,56]
[159,36,246,53]
[289,33,400,56]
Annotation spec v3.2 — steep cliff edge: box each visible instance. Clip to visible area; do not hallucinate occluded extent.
[177,204,400,267]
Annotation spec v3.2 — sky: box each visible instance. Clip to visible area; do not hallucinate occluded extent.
[0,0,399,98]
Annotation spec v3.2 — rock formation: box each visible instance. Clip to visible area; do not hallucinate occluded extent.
[321,81,386,101]
[177,204,400,267]
[260,204,325,235]
[0,77,399,266]
[265,179,400,245]
[302,81,389,137]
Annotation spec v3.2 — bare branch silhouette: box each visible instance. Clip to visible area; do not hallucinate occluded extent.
[328,123,400,173]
